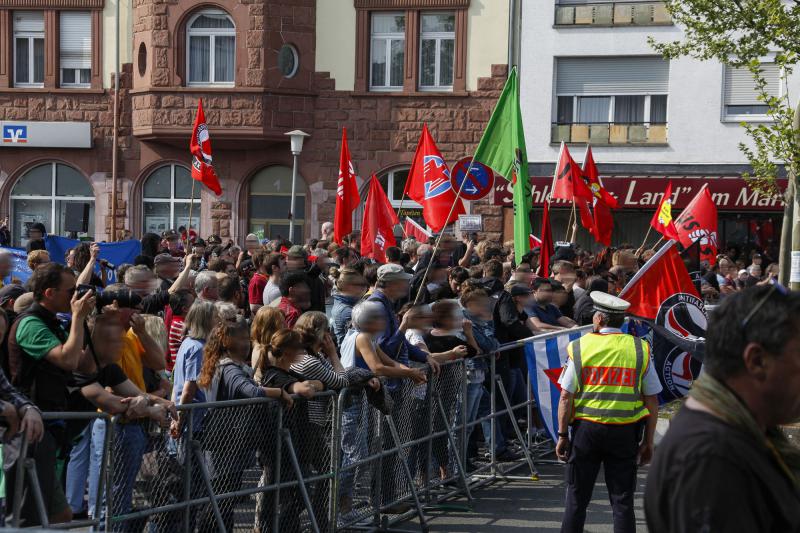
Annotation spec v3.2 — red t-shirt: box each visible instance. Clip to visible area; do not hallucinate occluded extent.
[278,297,301,328]
[248,273,268,306]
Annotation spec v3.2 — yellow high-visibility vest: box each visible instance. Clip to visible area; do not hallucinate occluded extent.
[566,333,650,425]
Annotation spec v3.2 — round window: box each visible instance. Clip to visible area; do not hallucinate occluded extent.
[277,44,299,78]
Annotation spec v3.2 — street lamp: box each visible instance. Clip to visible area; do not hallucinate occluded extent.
[285,129,310,243]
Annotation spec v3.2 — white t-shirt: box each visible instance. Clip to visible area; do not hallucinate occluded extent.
[263,279,281,306]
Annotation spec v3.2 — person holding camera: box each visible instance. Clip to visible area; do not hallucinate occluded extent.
[6,263,95,525]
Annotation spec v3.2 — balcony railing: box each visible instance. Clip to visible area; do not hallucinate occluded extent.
[555,1,672,27]
[551,122,668,145]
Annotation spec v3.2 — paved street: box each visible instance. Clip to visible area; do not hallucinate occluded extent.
[403,462,649,532]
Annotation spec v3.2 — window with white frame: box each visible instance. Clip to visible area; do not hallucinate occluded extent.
[13,11,44,87]
[419,13,455,90]
[722,63,780,120]
[354,167,424,234]
[370,13,405,90]
[11,163,95,246]
[143,164,202,234]
[60,12,92,87]
[187,10,235,86]
[555,57,669,124]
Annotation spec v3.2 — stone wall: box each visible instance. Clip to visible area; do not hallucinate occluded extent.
[299,64,508,241]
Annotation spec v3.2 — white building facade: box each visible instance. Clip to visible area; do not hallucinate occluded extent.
[512,0,795,255]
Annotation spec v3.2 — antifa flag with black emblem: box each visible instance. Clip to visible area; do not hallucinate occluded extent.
[619,240,707,403]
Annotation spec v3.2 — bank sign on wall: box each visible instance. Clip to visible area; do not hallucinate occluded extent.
[0,121,91,148]
[493,176,787,212]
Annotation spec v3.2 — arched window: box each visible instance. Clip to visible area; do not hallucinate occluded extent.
[354,166,423,233]
[248,166,305,240]
[142,164,201,234]
[11,162,94,246]
[186,9,235,86]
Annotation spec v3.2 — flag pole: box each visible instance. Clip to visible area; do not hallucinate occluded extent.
[649,236,664,252]
[186,178,196,250]
[570,201,579,243]
[410,158,477,307]
[636,225,654,256]
[564,201,575,241]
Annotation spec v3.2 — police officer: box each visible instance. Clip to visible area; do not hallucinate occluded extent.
[556,292,662,533]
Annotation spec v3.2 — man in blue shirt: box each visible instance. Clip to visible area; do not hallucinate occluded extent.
[527,278,576,331]
[366,264,440,375]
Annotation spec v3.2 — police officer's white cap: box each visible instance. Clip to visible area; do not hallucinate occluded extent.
[590,291,630,315]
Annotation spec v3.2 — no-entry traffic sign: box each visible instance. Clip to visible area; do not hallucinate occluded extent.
[451,157,494,201]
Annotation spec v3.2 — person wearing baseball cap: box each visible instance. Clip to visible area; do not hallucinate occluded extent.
[154,253,182,292]
[161,229,184,257]
[556,291,661,533]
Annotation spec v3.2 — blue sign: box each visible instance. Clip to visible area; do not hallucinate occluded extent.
[450,157,494,201]
[3,125,27,144]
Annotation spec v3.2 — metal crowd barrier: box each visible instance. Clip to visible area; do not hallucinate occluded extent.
[7,327,594,532]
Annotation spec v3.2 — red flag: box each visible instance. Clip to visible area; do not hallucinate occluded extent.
[405,124,465,232]
[334,128,361,245]
[650,182,680,241]
[582,147,616,246]
[189,99,222,196]
[529,234,542,249]
[674,185,719,265]
[404,217,432,242]
[592,201,614,247]
[577,200,594,233]
[619,240,700,320]
[537,201,555,277]
[552,142,592,201]
[582,146,618,208]
[361,175,398,263]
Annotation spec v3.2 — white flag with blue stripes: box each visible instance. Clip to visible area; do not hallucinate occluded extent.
[524,328,591,442]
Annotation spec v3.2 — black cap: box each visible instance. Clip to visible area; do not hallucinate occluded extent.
[0,284,26,306]
[509,284,532,297]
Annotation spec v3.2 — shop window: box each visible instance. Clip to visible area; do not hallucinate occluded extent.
[11,163,95,246]
[186,9,235,86]
[143,164,201,234]
[248,166,305,240]
[60,11,92,87]
[13,11,45,87]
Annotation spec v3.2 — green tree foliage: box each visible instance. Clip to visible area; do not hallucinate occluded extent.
[649,0,800,196]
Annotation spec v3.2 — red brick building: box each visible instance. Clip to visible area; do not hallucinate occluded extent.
[0,0,510,245]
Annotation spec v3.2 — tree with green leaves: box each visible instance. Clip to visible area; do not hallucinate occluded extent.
[649,0,800,286]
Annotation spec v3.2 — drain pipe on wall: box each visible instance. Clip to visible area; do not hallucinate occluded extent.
[110,0,120,241]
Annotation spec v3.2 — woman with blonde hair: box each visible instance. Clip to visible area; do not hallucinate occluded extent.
[250,306,284,379]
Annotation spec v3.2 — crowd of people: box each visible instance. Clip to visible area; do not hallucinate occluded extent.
[0,219,780,529]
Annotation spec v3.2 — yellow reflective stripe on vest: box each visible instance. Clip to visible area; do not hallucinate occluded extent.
[568,334,649,425]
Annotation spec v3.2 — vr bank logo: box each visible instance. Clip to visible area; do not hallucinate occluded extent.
[3,125,27,143]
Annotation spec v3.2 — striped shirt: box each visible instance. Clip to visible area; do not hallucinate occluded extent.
[167,316,184,372]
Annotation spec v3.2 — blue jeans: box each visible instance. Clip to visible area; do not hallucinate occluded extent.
[339,395,368,499]
[95,420,148,531]
[65,420,105,517]
[478,384,506,453]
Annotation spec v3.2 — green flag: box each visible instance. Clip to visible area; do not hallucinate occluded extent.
[472,67,532,260]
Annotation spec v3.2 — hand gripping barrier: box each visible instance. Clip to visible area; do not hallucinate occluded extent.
[7,327,593,532]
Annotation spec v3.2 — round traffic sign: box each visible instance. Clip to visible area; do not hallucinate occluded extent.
[450,158,495,201]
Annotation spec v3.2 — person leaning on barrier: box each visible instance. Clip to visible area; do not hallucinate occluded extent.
[195,316,292,533]
[6,262,95,525]
[258,329,325,533]
[556,292,661,533]
[645,286,800,532]
[64,312,176,519]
